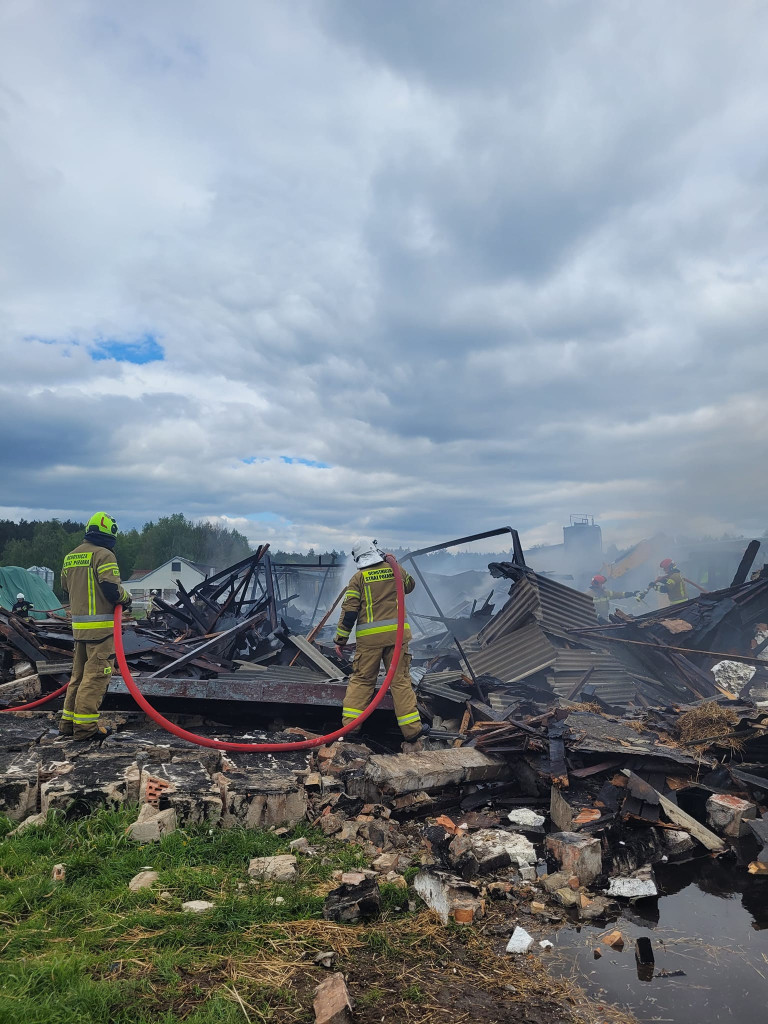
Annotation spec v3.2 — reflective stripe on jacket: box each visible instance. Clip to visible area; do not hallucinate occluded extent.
[61,541,129,641]
[335,562,415,646]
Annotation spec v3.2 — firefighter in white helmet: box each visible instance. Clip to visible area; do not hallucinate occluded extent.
[335,539,426,743]
[11,593,34,620]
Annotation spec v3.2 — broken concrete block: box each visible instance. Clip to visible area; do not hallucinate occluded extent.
[126,804,177,843]
[384,872,408,889]
[471,829,536,871]
[546,832,602,886]
[554,887,581,909]
[289,837,314,855]
[607,865,658,899]
[0,718,49,752]
[318,812,345,836]
[215,764,308,830]
[371,852,400,873]
[313,972,353,1024]
[129,870,159,892]
[662,828,696,858]
[706,793,757,838]
[413,868,484,925]
[7,811,46,836]
[140,762,222,826]
[351,748,509,802]
[182,900,214,913]
[539,939,554,951]
[507,808,546,829]
[41,754,141,815]
[578,894,620,922]
[248,855,297,882]
[0,752,40,821]
[542,871,570,893]
[323,877,381,923]
[313,951,336,969]
[340,871,367,885]
[506,926,534,954]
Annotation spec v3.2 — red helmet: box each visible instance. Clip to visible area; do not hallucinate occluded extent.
[591,575,607,586]
[659,558,674,571]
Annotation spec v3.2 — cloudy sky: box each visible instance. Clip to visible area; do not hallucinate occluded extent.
[1,1,767,554]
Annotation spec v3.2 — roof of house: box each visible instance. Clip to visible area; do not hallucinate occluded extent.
[127,556,217,583]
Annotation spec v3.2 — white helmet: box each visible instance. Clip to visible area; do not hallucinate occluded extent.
[16,593,25,600]
[351,538,385,568]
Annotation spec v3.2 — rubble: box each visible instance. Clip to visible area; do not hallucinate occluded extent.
[323,877,381,923]
[182,900,214,913]
[505,926,534,954]
[606,865,658,899]
[706,793,757,838]
[313,973,353,1024]
[126,804,177,843]
[248,854,297,882]
[546,833,602,886]
[413,868,485,925]
[128,869,159,891]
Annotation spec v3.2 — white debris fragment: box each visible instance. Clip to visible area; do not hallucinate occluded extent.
[507,808,546,828]
[506,926,535,954]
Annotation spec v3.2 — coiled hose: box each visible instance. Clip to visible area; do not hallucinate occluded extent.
[1,554,407,747]
[112,552,405,752]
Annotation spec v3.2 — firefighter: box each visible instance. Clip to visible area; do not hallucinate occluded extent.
[334,539,427,745]
[59,512,132,742]
[589,575,640,619]
[11,592,34,620]
[146,589,163,627]
[649,559,687,605]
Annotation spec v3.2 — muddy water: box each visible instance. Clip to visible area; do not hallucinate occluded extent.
[550,857,768,1023]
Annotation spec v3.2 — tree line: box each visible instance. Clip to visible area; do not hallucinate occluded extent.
[0,514,252,595]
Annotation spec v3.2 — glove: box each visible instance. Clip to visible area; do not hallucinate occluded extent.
[121,595,133,609]
[633,591,643,598]
[334,642,346,659]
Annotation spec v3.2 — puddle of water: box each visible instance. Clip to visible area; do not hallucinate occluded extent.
[549,857,768,1024]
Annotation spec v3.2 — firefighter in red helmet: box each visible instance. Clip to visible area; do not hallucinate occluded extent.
[588,574,640,619]
[648,559,687,605]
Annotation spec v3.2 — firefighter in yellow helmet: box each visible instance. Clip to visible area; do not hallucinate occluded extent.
[59,512,132,742]
[334,539,427,744]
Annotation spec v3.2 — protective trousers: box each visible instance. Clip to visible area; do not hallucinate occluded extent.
[59,636,115,739]
[342,642,421,739]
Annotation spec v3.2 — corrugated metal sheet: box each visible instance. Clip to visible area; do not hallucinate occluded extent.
[478,570,598,644]
[466,620,557,683]
[534,574,599,632]
[477,577,539,645]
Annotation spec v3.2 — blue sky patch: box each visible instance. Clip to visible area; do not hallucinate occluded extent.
[281,456,330,469]
[90,333,164,364]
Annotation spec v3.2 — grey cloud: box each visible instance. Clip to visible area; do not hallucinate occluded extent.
[1,0,767,554]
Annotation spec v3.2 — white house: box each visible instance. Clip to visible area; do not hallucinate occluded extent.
[124,556,217,605]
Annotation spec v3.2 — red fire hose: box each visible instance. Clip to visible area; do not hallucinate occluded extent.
[111,552,406,752]
[0,682,69,713]
[1,554,406,748]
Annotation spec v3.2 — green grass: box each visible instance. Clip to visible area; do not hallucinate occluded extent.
[0,807,374,1023]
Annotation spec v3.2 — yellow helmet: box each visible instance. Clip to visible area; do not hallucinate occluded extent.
[87,511,119,537]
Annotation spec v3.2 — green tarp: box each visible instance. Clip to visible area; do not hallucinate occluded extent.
[0,566,66,620]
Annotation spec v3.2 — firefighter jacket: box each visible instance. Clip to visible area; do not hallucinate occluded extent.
[590,587,634,617]
[335,561,415,648]
[61,540,131,641]
[654,571,687,605]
